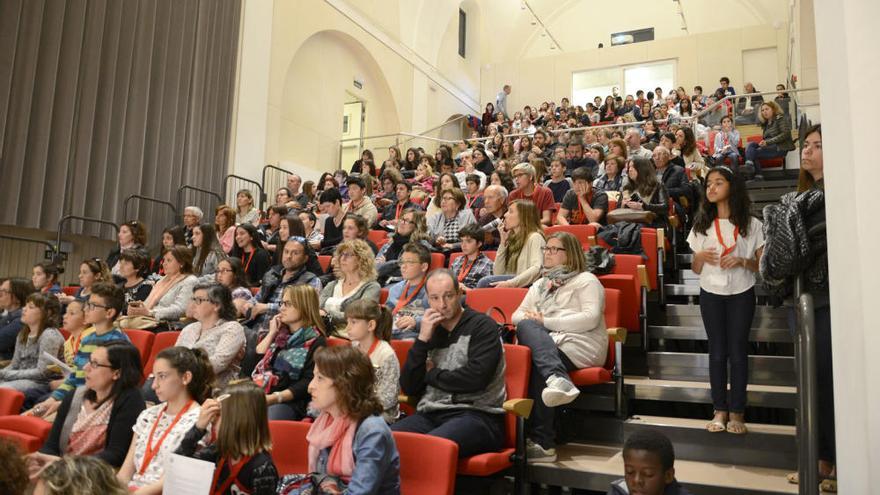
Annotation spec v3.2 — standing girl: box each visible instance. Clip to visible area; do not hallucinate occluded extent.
[687,166,764,435]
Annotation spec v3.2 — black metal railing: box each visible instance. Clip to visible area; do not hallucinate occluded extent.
[261,164,294,208]
[224,175,265,212]
[176,185,223,224]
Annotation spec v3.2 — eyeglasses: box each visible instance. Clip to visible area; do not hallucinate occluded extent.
[84,301,110,311]
[541,246,567,255]
[191,297,211,305]
[86,359,114,369]
[398,218,414,225]
[338,252,355,260]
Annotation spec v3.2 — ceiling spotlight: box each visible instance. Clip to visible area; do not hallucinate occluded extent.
[531,20,537,25]
[541,32,547,37]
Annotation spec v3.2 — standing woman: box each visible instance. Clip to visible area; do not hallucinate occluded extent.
[229,224,272,287]
[687,166,763,435]
[476,200,546,288]
[192,223,226,283]
[253,285,327,421]
[761,125,835,491]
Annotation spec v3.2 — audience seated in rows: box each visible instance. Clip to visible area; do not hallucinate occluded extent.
[477,200,545,289]
[57,258,112,305]
[123,246,197,329]
[0,293,64,397]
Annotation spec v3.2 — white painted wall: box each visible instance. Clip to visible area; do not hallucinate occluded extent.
[813,1,880,492]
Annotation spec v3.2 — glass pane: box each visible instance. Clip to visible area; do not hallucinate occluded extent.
[623,62,674,98]
[572,67,620,108]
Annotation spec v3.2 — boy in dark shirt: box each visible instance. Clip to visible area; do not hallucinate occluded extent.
[608,430,693,495]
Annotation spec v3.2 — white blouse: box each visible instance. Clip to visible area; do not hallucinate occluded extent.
[687,217,765,296]
[128,402,201,489]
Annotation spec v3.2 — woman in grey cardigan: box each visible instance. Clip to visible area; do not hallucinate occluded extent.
[319,240,381,336]
[426,187,477,251]
[0,293,64,396]
[126,245,198,322]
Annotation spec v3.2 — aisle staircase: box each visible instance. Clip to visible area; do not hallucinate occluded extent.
[528,177,807,495]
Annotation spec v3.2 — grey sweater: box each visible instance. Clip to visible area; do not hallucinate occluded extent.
[0,328,64,383]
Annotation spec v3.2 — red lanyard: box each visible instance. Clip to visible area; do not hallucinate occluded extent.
[457,256,477,282]
[395,202,405,220]
[138,400,194,475]
[70,333,83,357]
[574,191,593,224]
[722,132,730,147]
[211,455,253,495]
[366,339,380,357]
[393,277,426,314]
[467,194,481,209]
[241,249,255,273]
[714,219,739,257]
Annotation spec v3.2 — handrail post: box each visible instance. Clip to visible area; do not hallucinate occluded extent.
[794,276,819,495]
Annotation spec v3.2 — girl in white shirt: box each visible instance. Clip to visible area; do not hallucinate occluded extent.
[687,166,764,436]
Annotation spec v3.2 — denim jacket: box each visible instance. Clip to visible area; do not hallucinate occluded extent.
[315,415,401,494]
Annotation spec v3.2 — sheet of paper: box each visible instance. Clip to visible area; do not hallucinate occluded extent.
[42,351,73,375]
[163,453,215,495]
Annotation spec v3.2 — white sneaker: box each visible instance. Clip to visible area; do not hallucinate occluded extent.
[526,439,557,463]
[541,375,580,407]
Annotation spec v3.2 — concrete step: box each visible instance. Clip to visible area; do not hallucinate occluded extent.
[528,442,798,494]
[626,375,797,409]
[647,352,796,386]
[652,303,789,328]
[648,325,792,343]
[624,415,797,470]
[676,253,693,265]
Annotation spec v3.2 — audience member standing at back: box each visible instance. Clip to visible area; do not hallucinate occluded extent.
[392,270,506,458]
[688,166,763,435]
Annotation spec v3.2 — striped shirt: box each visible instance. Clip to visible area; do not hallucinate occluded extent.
[51,326,129,401]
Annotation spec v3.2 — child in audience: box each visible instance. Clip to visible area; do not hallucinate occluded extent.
[277,346,401,494]
[117,347,213,492]
[32,261,62,295]
[449,224,494,290]
[344,299,400,423]
[712,116,741,167]
[175,380,278,494]
[688,166,763,435]
[29,283,130,419]
[384,243,430,340]
[0,293,64,397]
[33,455,129,495]
[543,158,573,203]
[608,430,693,495]
[57,299,88,386]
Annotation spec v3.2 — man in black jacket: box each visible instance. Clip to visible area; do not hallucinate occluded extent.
[245,237,321,329]
[392,269,506,458]
[652,146,688,202]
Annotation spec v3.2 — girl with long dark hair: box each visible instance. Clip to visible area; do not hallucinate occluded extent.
[687,166,764,436]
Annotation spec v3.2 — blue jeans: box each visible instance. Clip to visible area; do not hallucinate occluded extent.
[515,320,577,449]
[745,142,787,174]
[698,288,756,413]
[475,274,514,289]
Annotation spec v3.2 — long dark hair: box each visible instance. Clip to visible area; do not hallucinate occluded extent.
[85,340,143,405]
[193,223,222,274]
[218,257,249,290]
[229,223,263,259]
[798,124,822,193]
[692,166,753,237]
[624,157,660,197]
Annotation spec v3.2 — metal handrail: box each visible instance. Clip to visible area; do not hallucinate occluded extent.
[0,234,57,262]
[55,216,120,264]
[175,186,223,223]
[261,164,295,203]
[224,174,265,211]
[122,195,178,224]
[793,275,819,495]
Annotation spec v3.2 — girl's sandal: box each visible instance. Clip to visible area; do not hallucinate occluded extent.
[787,472,798,484]
[706,419,727,433]
[726,419,748,435]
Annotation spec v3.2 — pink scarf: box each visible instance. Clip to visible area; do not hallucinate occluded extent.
[306,412,357,479]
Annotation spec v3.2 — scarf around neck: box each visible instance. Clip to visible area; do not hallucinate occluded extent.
[307,412,357,479]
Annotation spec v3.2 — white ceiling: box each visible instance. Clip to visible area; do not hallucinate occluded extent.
[478,0,791,61]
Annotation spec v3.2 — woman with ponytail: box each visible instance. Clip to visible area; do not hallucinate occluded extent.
[117,346,214,493]
[343,300,400,423]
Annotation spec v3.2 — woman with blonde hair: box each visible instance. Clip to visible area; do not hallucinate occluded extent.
[32,456,128,495]
[476,200,545,288]
[253,285,327,421]
[512,231,607,461]
[214,205,237,254]
[175,380,278,494]
[277,346,400,494]
[320,240,381,333]
[235,189,260,226]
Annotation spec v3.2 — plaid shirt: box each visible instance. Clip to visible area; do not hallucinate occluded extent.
[449,252,494,289]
